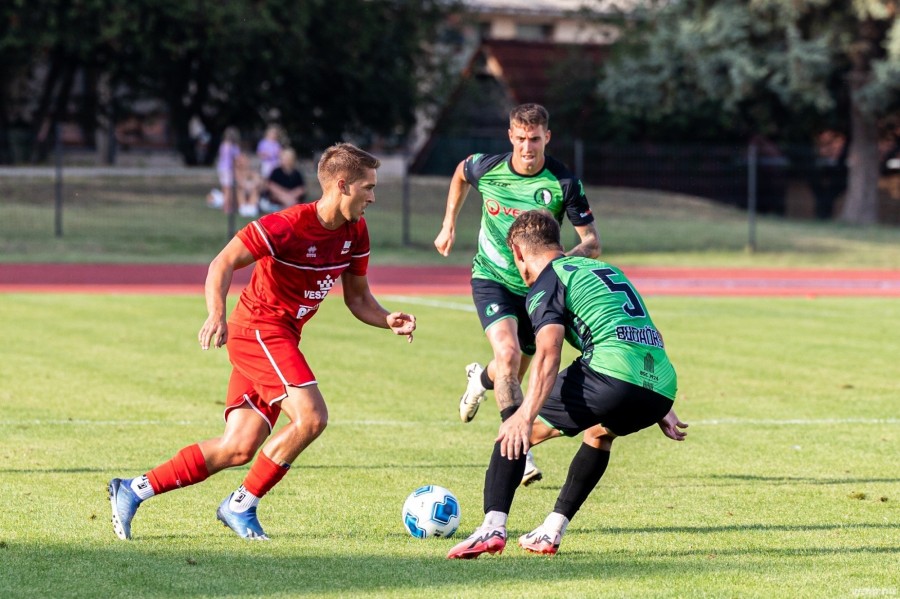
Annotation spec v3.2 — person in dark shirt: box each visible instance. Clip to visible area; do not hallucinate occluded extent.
[262,148,307,212]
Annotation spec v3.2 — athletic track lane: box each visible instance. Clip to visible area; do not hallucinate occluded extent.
[1,264,899,297]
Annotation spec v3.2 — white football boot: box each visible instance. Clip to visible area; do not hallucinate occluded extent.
[521,450,543,486]
[518,524,562,555]
[458,362,487,423]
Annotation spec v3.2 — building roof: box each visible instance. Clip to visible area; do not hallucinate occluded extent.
[410,39,609,172]
[472,39,609,106]
[460,0,649,16]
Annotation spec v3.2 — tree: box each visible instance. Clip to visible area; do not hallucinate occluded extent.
[273,0,450,153]
[101,1,309,164]
[103,0,452,163]
[0,0,118,162]
[0,1,452,165]
[599,0,900,224]
[842,1,900,223]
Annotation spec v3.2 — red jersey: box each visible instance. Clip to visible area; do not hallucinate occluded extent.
[229,201,370,335]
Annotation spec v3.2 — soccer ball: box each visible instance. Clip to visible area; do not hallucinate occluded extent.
[402,485,461,539]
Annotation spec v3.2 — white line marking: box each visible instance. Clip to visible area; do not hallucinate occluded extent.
[0,418,896,427]
[0,419,420,427]
[0,419,203,426]
[382,295,476,312]
[693,418,899,426]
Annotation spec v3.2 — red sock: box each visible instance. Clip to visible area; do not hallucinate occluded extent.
[242,452,290,498]
[146,444,210,495]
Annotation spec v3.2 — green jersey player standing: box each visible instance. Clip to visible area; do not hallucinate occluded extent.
[448,210,687,560]
[434,103,601,487]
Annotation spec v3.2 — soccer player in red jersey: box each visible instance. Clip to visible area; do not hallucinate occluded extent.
[108,143,416,540]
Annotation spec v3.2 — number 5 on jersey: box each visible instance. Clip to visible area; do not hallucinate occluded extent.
[591,268,646,318]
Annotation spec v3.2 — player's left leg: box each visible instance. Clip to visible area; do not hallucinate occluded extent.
[522,368,675,555]
[217,383,327,540]
[520,425,614,555]
[259,382,328,463]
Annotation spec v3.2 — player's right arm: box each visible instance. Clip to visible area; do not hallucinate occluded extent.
[434,160,471,257]
[496,322,564,460]
[198,236,256,350]
[497,266,568,458]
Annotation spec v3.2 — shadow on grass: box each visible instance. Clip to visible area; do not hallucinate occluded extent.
[0,536,896,598]
[0,542,658,598]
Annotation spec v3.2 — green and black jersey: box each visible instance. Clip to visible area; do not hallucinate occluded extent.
[526,256,677,400]
[464,152,594,296]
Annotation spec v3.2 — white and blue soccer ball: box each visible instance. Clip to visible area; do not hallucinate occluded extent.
[402,485,461,539]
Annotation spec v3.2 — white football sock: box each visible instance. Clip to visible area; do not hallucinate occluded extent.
[544,511,570,536]
[228,485,260,513]
[130,475,155,501]
[483,510,508,529]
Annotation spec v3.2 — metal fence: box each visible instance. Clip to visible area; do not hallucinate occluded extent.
[5,138,897,263]
[0,157,424,263]
[416,136,813,215]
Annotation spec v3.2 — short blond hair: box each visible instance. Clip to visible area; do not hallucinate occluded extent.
[509,104,549,129]
[317,143,380,186]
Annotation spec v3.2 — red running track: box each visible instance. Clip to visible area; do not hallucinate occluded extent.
[1,263,899,296]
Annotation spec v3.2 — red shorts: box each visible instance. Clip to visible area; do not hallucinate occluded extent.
[223,325,316,430]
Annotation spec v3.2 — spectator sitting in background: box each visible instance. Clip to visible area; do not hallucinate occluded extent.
[234,154,263,218]
[260,148,306,213]
[256,126,283,179]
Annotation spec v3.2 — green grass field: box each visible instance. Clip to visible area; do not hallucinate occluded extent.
[1,292,897,598]
[2,173,900,268]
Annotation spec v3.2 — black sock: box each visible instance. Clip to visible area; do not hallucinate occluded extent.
[499,405,518,422]
[483,441,527,514]
[554,443,611,520]
[480,368,494,390]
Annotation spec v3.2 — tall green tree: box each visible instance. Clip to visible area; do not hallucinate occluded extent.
[1,0,118,162]
[106,0,451,162]
[600,0,900,224]
[276,0,449,152]
[103,1,311,164]
[0,0,451,165]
